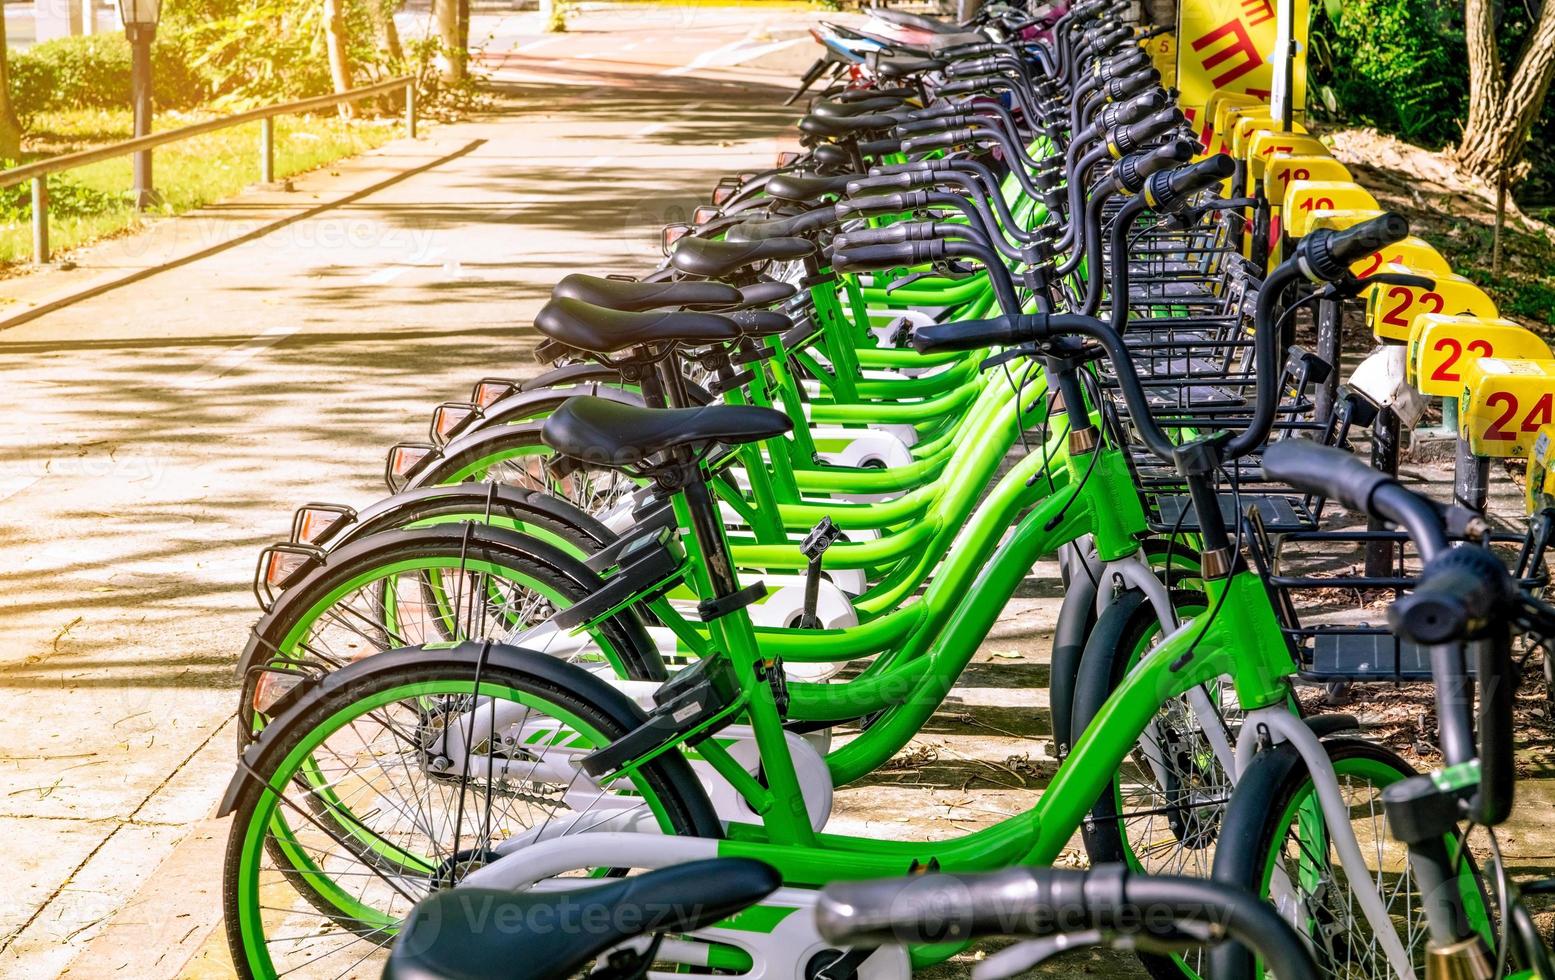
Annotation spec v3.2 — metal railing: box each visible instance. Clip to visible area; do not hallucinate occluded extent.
[1,75,417,264]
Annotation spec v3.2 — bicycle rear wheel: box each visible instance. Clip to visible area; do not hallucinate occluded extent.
[222,643,721,980]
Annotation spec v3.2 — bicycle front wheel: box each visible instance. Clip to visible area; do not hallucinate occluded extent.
[1211,736,1491,979]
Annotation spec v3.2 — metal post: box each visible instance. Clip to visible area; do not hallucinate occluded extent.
[129,24,155,210]
[1364,406,1401,577]
[260,116,274,184]
[1270,0,1296,131]
[1493,166,1507,276]
[1313,294,1341,425]
[405,82,417,139]
[30,177,48,265]
[1454,439,1490,513]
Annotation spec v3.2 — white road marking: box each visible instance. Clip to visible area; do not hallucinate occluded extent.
[660,35,804,76]
[361,266,409,285]
[184,325,301,389]
[515,36,563,52]
[659,37,750,76]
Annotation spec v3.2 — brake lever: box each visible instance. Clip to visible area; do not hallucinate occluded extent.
[1321,272,1434,301]
[972,930,1106,980]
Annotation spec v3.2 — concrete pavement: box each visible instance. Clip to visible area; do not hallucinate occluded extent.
[2,7,1551,978]
[0,9,831,976]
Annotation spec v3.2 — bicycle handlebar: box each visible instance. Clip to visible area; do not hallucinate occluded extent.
[814,867,1319,980]
[1114,139,1195,194]
[1109,106,1184,157]
[1298,213,1411,281]
[1261,439,1514,824]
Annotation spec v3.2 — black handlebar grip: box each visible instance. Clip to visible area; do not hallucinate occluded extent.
[907,101,974,123]
[935,78,994,97]
[1298,212,1411,281]
[1114,139,1196,193]
[833,220,940,249]
[945,55,1001,78]
[1110,106,1184,157]
[1141,153,1235,213]
[845,171,933,195]
[1098,48,1148,80]
[1097,88,1169,130]
[1169,153,1236,193]
[938,40,998,60]
[834,189,930,218]
[912,314,1047,353]
[832,240,946,273]
[1103,67,1160,101]
[857,136,907,157]
[1327,212,1412,265]
[1389,547,1511,646]
[869,160,951,177]
[900,127,983,154]
[1260,439,1396,516]
[893,114,973,137]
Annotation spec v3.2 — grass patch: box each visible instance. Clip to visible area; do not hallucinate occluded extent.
[1,107,403,267]
[1418,222,1555,326]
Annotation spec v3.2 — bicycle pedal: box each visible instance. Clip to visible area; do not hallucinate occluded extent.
[580,654,743,779]
[800,517,843,561]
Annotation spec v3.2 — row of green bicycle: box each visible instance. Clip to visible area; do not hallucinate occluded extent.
[215,3,1555,978]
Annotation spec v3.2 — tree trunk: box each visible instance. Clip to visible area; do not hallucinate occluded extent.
[435,0,465,82]
[1456,0,1555,181]
[0,10,23,161]
[324,0,355,120]
[370,0,405,64]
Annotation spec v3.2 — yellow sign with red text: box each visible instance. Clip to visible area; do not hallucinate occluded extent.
[1177,0,1309,144]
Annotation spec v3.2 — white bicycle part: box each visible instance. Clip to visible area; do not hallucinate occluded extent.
[1234,706,1416,980]
[750,581,859,681]
[465,834,910,980]
[452,689,834,833]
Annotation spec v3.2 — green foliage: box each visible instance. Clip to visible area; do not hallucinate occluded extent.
[1307,0,1467,147]
[8,34,209,121]
[7,0,406,124]
[0,163,128,221]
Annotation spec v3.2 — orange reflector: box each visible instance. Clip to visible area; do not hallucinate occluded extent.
[692,205,721,225]
[710,176,741,207]
[776,150,800,168]
[661,223,692,256]
[432,403,478,445]
[265,550,310,588]
[473,381,514,408]
[386,443,435,492]
[294,508,346,546]
[253,671,305,716]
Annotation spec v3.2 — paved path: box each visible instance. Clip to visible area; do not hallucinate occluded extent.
[0,9,832,976]
[4,9,1552,978]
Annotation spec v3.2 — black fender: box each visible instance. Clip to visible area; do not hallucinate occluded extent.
[476,382,643,429]
[330,483,614,554]
[1050,568,1099,760]
[236,523,660,684]
[405,421,550,490]
[1207,739,1305,980]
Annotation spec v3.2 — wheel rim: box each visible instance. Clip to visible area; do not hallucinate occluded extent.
[234,677,677,978]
